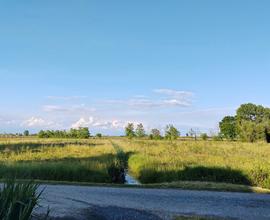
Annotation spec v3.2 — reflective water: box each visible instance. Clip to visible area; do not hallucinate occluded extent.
[125,173,140,185]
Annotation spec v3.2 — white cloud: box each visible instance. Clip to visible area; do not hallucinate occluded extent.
[154,89,194,107]
[71,117,137,130]
[71,117,95,128]
[21,117,60,129]
[104,88,194,109]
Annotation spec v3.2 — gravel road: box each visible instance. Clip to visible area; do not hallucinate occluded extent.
[35,185,270,220]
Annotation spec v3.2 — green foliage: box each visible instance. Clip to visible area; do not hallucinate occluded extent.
[120,139,270,189]
[149,129,162,140]
[125,123,135,139]
[38,127,90,139]
[108,143,128,183]
[0,139,116,183]
[23,130,30,137]
[0,180,43,220]
[2,136,270,189]
[200,133,208,141]
[219,103,270,143]
[96,133,102,138]
[219,116,237,140]
[107,162,125,184]
[236,103,270,142]
[212,134,223,141]
[165,125,180,140]
[135,123,146,138]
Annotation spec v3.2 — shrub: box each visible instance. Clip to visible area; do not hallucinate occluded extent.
[150,129,162,140]
[200,133,208,141]
[96,133,102,138]
[107,162,125,184]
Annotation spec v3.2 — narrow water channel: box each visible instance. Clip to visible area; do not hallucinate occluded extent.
[125,172,140,185]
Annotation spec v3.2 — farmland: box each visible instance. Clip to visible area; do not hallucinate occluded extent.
[0,137,269,190]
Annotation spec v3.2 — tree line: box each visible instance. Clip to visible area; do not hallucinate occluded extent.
[38,127,90,139]
[219,103,270,143]
[125,123,181,140]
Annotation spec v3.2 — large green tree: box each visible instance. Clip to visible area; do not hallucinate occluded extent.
[236,103,270,142]
[165,125,180,140]
[135,123,146,138]
[125,123,135,139]
[219,116,237,140]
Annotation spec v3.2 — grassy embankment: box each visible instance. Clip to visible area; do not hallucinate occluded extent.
[0,137,270,192]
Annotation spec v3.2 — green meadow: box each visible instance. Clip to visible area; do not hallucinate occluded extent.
[0,137,270,190]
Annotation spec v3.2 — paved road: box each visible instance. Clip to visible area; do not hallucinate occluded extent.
[35,185,270,220]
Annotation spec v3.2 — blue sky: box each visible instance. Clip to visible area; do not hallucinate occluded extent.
[0,0,269,135]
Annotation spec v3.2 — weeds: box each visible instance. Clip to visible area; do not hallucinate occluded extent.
[0,180,44,220]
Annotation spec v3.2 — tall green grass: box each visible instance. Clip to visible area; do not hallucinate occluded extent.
[0,180,44,220]
[1,137,270,188]
[0,139,116,183]
[114,139,270,188]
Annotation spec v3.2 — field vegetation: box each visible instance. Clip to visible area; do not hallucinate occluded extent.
[114,139,270,189]
[0,137,269,190]
[0,138,116,183]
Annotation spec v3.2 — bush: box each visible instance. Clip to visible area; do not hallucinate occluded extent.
[107,162,125,184]
[212,134,223,141]
[200,133,208,141]
[96,133,102,138]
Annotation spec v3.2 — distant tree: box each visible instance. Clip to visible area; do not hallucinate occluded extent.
[200,133,208,141]
[38,130,47,138]
[150,128,162,140]
[165,125,180,140]
[23,130,30,136]
[96,133,102,138]
[125,123,135,139]
[219,116,237,140]
[38,128,90,139]
[77,127,90,139]
[135,123,146,138]
[189,129,197,140]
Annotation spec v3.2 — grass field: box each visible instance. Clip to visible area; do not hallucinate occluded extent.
[0,137,270,190]
[114,138,270,189]
[0,138,115,182]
